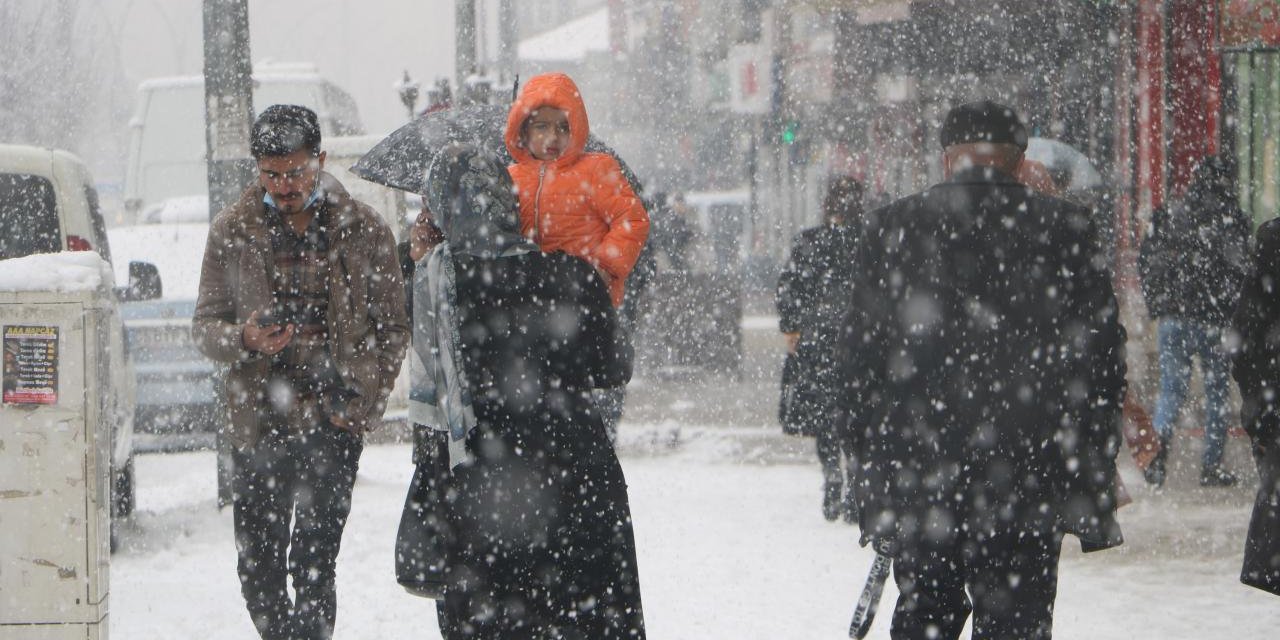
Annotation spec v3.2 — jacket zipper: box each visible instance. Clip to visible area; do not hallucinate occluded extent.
[534,163,548,242]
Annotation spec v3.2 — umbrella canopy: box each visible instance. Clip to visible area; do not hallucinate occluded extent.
[1024,137,1104,193]
[352,104,643,197]
[352,104,507,195]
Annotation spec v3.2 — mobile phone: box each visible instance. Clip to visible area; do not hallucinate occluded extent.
[255,311,282,327]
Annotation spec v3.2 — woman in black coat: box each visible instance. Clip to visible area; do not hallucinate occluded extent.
[776,176,863,522]
[408,148,645,638]
[1230,217,1280,597]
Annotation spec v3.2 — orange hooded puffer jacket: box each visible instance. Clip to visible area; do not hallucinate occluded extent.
[504,73,649,306]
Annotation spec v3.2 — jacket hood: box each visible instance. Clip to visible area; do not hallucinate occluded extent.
[504,73,590,167]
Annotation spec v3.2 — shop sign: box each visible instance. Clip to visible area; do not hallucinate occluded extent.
[729,43,772,114]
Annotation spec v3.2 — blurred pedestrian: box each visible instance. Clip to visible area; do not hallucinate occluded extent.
[407,145,645,638]
[650,191,696,273]
[193,104,409,639]
[840,101,1127,639]
[776,176,864,523]
[1230,216,1280,597]
[1139,156,1251,487]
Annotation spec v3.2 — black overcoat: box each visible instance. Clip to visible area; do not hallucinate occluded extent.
[840,167,1128,555]
[438,250,646,639]
[1230,218,1280,597]
[776,223,859,436]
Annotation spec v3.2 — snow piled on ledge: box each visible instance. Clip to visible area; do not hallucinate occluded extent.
[0,251,114,292]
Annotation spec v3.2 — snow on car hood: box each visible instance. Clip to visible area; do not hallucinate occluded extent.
[107,222,209,301]
[0,251,114,292]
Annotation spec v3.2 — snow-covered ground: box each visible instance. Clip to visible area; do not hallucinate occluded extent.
[111,423,1280,639]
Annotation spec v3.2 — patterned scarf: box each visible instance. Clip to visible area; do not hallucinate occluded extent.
[407,146,536,468]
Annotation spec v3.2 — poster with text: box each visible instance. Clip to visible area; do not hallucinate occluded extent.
[2,325,59,405]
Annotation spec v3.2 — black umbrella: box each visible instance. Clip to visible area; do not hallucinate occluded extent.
[351,104,643,197]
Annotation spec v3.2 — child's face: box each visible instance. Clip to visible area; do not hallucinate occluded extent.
[524,107,571,161]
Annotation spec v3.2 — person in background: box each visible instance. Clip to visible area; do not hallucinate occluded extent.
[193,104,409,639]
[1139,157,1251,487]
[841,101,1126,639]
[1230,215,1280,598]
[776,176,864,523]
[650,191,695,273]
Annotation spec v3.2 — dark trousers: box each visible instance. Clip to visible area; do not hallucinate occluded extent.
[891,521,1063,640]
[816,427,856,488]
[232,427,363,640]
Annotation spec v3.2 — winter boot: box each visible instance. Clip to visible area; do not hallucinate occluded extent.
[841,464,859,524]
[822,482,841,522]
[1143,435,1170,487]
[841,489,859,525]
[1200,465,1238,487]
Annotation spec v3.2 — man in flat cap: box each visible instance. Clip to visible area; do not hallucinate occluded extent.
[839,101,1127,639]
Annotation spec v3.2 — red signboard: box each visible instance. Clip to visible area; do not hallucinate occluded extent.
[1221,0,1280,48]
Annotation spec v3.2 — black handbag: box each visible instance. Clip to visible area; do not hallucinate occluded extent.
[779,350,823,437]
[395,427,449,599]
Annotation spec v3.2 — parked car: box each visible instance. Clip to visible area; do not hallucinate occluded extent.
[0,143,161,546]
[107,219,217,451]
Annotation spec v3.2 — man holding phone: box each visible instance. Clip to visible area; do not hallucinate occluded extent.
[193,104,408,639]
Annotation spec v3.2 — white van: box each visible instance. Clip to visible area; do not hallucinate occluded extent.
[1,145,115,262]
[0,144,163,548]
[123,62,364,220]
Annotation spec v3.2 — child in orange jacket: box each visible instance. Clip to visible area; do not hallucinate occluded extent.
[504,72,650,307]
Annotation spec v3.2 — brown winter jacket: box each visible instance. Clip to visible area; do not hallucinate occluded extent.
[193,173,409,449]
[504,72,649,306]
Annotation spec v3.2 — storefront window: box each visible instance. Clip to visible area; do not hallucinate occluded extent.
[1229,52,1280,226]
[1223,2,1280,226]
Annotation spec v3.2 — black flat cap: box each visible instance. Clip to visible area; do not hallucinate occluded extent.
[940,100,1028,149]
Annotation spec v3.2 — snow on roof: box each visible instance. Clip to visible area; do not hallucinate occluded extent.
[137,61,325,92]
[0,251,113,292]
[0,143,83,176]
[518,7,610,62]
[684,188,751,208]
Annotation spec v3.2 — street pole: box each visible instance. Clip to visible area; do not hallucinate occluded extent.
[456,0,477,104]
[203,0,254,221]
[202,0,254,510]
[497,0,517,86]
[772,1,796,249]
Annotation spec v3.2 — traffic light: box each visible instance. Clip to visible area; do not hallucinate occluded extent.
[781,120,799,145]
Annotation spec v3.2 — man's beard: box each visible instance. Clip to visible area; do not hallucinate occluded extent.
[273,192,305,213]
[276,195,303,213]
